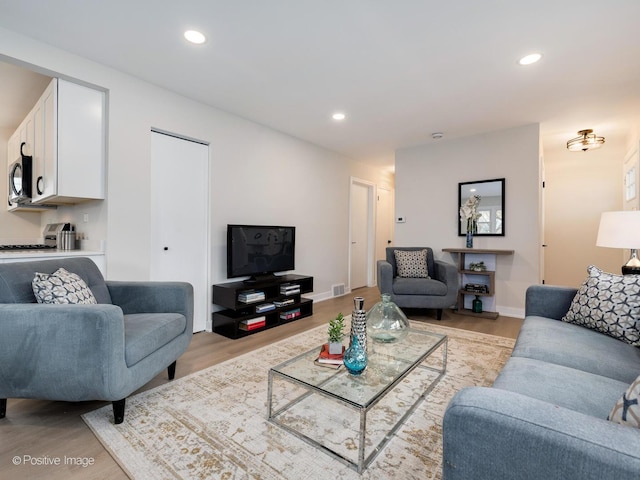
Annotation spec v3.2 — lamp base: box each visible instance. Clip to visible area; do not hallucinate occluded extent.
[622,265,640,275]
[622,249,640,275]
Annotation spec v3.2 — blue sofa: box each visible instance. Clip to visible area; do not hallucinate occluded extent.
[443,284,640,479]
[0,257,193,424]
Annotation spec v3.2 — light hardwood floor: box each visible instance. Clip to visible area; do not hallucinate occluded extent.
[0,286,523,479]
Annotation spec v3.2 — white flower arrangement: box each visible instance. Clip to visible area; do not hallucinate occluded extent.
[460,194,482,234]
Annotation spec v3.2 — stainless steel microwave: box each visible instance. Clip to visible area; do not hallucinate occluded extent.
[8,142,32,207]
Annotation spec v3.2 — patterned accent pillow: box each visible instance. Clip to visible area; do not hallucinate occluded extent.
[608,375,640,428]
[561,265,640,346]
[394,249,430,278]
[32,268,98,304]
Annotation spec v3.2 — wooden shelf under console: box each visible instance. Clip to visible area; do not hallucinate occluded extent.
[442,248,514,319]
[212,274,313,339]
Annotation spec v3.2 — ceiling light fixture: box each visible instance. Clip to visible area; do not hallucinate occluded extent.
[184,30,206,44]
[566,129,605,152]
[332,112,346,121]
[518,53,542,66]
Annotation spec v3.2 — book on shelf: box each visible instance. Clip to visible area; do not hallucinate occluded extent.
[273,298,295,307]
[238,290,266,303]
[280,283,300,295]
[239,321,265,331]
[239,317,266,331]
[255,303,275,313]
[280,308,301,320]
[315,343,345,365]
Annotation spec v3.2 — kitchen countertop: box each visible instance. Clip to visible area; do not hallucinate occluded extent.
[0,250,104,260]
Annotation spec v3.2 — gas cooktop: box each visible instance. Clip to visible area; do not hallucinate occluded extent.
[0,244,56,251]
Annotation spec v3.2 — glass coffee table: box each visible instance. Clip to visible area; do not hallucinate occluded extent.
[267,328,447,473]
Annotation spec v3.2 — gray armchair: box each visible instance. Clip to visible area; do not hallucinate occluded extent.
[377,247,459,320]
[0,257,193,424]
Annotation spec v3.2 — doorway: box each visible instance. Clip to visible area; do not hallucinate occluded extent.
[349,178,375,290]
[150,130,209,332]
[375,186,394,270]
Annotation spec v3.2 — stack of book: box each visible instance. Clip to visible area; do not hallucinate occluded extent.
[273,298,295,308]
[238,290,265,303]
[255,303,275,313]
[280,307,301,320]
[239,316,266,331]
[315,343,344,369]
[280,283,300,296]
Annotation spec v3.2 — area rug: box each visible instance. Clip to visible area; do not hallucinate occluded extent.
[82,322,515,479]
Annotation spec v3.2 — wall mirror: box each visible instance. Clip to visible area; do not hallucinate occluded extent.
[458,178,505,236]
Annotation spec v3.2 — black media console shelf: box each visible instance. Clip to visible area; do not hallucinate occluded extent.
[212,274,313,339]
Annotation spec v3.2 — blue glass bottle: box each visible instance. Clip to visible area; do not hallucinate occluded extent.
[343,333,367,375]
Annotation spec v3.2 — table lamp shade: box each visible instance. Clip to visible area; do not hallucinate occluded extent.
[596,211,640,274]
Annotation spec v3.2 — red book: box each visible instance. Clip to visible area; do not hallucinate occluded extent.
[316,343,345,364]
[239,320,266,331]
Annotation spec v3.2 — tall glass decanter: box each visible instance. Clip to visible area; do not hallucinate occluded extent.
[366,294,409,343]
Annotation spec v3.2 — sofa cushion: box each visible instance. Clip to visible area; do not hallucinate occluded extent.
[32,268,98,305]
[394,249,430,278]
[493,357,629,418]
[393,277,448,296]
[608,375,640,428]
[512,316,640,384]
[124,313,187,366]
[562,265,640,347]
[0,257,112,304]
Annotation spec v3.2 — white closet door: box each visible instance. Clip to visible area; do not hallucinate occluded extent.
[350,181,370,290]
[150,131,209,332]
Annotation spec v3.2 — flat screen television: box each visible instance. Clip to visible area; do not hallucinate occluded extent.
[227,224,295,282]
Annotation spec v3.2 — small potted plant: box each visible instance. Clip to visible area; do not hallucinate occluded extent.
[327,312,346,354]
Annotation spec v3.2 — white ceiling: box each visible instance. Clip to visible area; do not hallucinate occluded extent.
[1,1,639,168]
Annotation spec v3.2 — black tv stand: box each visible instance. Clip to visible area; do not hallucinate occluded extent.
[212,274,313,339]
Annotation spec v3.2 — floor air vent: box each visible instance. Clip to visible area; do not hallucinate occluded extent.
[332,283,346,297]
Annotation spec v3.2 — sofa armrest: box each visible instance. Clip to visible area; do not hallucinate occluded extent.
[0,303,127,400]
[377,260,394,295]
[434,260,459,290]
[443,387,640,480]
[525,284,577,320]
[107,281,194,331]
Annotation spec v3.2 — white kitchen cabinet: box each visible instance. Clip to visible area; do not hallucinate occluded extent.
[31,78,106,205]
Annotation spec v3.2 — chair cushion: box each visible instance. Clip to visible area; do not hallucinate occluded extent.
[394,249,430,278]
[0,257,112,304]
[562,265,640,346]
[32,268,98,304]
[393,277,448,296]
[124,313,187,366]
[608,375,640,428]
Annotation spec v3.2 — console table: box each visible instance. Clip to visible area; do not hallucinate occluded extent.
[442,248,514,319]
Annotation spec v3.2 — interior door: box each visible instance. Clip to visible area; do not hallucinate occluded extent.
[150,131,209,332]
[350,181,370,290]
[376,187,394,262]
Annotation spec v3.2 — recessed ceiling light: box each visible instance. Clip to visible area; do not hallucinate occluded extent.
[184,30,206,45]
[518,53,542,66]
[332,112,346,121]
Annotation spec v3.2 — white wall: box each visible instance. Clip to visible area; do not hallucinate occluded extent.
[0,27,393,304]
[543,144,624,287]
[395,124,541,317]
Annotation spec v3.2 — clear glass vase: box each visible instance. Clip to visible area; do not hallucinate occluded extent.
[366,294,409,343]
